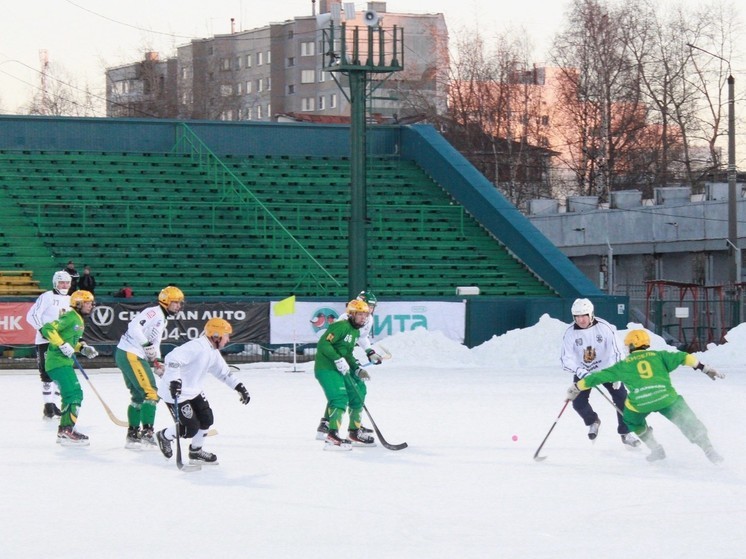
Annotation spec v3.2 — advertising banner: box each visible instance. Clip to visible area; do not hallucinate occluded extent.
[83,302,270,346]
[270,300,466,344]
[0,302,35,345]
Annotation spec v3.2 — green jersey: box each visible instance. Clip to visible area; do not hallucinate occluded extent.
[579,349,697,413]
[315,318,361,372]
[40,309,85,371]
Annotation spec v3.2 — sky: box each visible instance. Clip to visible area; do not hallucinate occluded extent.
[0,0,570,113]
[2,315,745,558]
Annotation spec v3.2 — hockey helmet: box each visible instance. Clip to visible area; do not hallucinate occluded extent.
[53,270,72,295]
[70,290,95,310]
[357,290,378,310]
[624,329,651,352]
[571,298,594,320]
[205,317,233,338]
[158,286,185,308]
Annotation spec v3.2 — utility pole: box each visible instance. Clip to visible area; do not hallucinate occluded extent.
[321,10,404,299]
[687,43,740,322]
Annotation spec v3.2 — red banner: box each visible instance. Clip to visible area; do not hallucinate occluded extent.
[0,302,35,345]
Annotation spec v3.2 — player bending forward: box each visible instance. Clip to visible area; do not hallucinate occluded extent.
[567,329,724,464]
[155,318,250,465]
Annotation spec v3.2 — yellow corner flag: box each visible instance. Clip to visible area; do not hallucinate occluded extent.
[274,295,296,316]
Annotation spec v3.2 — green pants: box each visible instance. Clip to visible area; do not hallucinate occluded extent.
[624,395,709,446]
[115,348,159,428]
[315,368,367,431]
[47,365,82,428]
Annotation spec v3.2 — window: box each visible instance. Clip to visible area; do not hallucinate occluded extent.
[266,77,271,91]
[236,82,242,95]
[221,58,230,70]
[288,84,295,95]
[246,81,252,93]
[266,50,271,64]
[257,79,263,92]
[220,84,233,97]
[287,57,295,67]
[318,96,325,110]
[288,30,294,39]
[257,105,263,119]
[330,93,337,108]
[257,52,263,66]
[246,54,252,68]
[301,70,315,84]
[301,42,315,56]
[181,67,188,80]
[318,69,325,82]
[236,57,242,70]
[221,110,233,121]
[266,104,271,118]
[301,97,315,111]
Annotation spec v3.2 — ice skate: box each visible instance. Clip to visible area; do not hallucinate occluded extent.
[621,432,641,447]
[57,425,90,447]
[156,429,173,459]
[125,426,141,450]
[646,445,666,462]
[348,428,376,447]
[587,419,601,440]
[324,430,352,451]
[189,446,219,465]
[703,446,723,465]
[315,418,330,441]
[139,426,157,450]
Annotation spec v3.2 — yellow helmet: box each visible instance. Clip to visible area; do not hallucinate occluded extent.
[205,317,233,338]
[624,329,651,351]
[346,299,370,314]
[70,290,95,309]
[158,286,184,308]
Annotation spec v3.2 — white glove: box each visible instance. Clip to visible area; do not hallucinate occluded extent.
[355,368,371,382]
[80,343,98,359]
[702,364,725,381]
[575,368,590,379]
[59,343,75,357]
[143,343,158,361]
[566,383,581,401]
[612,381,622,390]
[334,357,350,375]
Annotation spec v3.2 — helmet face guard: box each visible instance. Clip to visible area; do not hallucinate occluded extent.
[53,270,72,295]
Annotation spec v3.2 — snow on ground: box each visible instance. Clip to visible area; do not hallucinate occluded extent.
[1,316,745,558]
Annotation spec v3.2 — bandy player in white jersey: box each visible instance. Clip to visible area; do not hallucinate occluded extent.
[26,270,72,419]
[560,298,640,448]
[315,290,383,440]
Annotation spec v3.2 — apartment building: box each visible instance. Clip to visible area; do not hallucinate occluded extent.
[106,1,448,121]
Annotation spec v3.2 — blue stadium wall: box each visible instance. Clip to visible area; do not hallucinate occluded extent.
[0,115,628,345]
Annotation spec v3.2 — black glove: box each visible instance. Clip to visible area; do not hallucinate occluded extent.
[236,383,250,405]
[169,379,182,399]
[366,348,383,365]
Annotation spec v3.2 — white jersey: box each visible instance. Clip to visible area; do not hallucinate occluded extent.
[26,291,71,344]
[561,317,622,378]
[337,312,373,352]
[117,304,168,360]
[158,336,239,403]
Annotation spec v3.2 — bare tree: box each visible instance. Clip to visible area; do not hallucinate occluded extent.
[551,0,649,199]
[25,60,96,117]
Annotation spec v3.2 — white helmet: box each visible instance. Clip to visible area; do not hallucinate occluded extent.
[53,270,72,295]
[571,298,594,320]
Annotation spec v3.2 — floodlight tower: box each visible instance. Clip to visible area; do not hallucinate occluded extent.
[321,7,404,298]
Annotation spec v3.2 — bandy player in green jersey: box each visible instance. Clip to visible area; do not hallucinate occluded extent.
[314,299,374,450]
[566,329,725,463]
[40,290,99,446]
